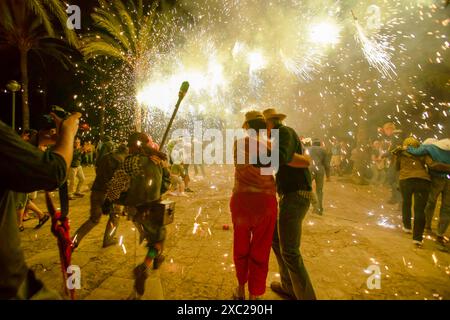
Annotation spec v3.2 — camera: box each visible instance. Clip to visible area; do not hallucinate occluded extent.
[42,105,72,129]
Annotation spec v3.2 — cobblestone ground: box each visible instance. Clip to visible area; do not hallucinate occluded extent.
[21,165,450,300]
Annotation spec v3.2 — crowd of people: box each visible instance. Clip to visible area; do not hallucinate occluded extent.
[0,107,449,300]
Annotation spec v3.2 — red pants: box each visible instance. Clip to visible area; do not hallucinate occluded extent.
[230,192,277,296]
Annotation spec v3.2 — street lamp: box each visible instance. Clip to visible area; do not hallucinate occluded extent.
[6,80,21,131]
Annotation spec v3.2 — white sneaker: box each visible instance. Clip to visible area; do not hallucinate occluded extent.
[413,240,423,248]
[402,227,412,234]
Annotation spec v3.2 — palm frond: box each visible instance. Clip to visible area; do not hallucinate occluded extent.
[33,37,80,70]
[114,0,137,53]
[27,0,55,37]
[43,0,79,47]
[91,7,133,53]
[82,38,127,62]
[0,0,14,32]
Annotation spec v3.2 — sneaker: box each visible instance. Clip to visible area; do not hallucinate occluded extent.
[270,281,296,300]
[133,263,149,296]
[402,227,412,234]
[413,240,423,248]
[436,237,449,252]
[436,236,448,245]
[313,208,323,216]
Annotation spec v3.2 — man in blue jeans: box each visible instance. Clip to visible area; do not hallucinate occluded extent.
[264,108,317,300]
[407,138,450,248]
[306,138,331,215]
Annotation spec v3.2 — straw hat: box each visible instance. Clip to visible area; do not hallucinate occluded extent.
[263,108,287,121]
[244,110,264,122]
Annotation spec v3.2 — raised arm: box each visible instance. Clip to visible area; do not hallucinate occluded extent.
[0,113,80,193]
[288,153,311,168]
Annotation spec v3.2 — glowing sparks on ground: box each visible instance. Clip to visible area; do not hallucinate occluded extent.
[192,222,200,235]
[432,253,438,265]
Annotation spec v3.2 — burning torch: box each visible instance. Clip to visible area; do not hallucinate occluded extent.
[159,81,190,150]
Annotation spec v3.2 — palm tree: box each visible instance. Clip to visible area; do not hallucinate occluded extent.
[81,0,177,131]
[0,0,78,130]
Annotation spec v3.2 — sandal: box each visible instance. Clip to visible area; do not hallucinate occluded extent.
[34,215,50,230]
[232,287,245,300]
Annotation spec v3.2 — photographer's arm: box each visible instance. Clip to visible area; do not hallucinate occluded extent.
[0,120,70,192]
[50,113,81,169]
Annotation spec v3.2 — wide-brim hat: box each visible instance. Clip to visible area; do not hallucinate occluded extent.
[263,108,287,121]
[243,111,264,126]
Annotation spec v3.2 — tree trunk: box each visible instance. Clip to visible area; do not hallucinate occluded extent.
[19,48,30,130]
[135,101,142,132]
[99,104,105,139]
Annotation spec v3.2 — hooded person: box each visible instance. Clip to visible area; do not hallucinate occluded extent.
[103,132,171,299]
[407,138,450,247]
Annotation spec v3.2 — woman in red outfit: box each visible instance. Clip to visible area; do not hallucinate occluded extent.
[230,111,311,300]
[231,111,276,300]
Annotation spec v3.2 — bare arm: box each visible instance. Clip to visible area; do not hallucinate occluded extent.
[50,113,81,169]
[288,153,311,168]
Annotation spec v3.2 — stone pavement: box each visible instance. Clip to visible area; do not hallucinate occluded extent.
[21,165,450,300]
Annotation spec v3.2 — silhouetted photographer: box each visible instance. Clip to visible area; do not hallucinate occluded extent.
[0,110,80,299]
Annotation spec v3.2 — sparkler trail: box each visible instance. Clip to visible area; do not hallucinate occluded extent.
[279,49,324,81]
[354,20,397,79]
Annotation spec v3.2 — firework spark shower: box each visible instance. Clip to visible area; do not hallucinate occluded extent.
[72,0,448,143]
[0,0,450,307]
